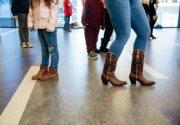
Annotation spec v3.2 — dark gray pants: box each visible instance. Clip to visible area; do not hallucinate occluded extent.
[18,13,29,44]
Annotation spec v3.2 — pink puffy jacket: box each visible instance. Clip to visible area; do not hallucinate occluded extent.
[28,0,59,31]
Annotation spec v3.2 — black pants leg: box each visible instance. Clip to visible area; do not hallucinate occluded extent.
[100,9,113,49]
[149,4,157,33]
[142,4,149,16]
[18,13,29,44]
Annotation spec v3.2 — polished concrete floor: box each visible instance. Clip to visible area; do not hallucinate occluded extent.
[0,28,180,125]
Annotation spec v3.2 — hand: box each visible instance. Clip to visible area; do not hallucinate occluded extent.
[13,15,18,20]
[45,28,53,32]
[29,26,34,30]
[83,24,88,28]
[156,4,158,9]
[101,26,105,30]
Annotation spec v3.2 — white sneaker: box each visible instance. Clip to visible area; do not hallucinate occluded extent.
[27,43,33,48]
[21,42,28,48]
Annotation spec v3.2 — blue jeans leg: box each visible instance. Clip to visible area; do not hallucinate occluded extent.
[38,29,49,67]
[105,0,131,58]
[38,28,59,70]
[64,16,70,30]
[130,0,150,51]
[105,0,150,58]
[64,16,67,30]
[66,16,70,30]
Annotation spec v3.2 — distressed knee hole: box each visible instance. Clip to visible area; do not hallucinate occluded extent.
[48,46,53,53]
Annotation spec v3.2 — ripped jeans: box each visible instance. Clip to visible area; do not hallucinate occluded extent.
[105,0,150,58]
[38,28,59,70]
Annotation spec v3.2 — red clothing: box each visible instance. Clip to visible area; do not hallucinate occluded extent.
[64,0,72,16]
[82,0,105,29]
[85,26,100,53]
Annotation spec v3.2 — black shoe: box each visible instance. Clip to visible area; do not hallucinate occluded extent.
[95,48,101,53]
[100,47,109,52]
[88,51,98,60]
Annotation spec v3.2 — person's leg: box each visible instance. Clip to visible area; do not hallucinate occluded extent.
[32,29,48,80]
[43,28,59,70]
[24,13,29,44]
[17,13,26,45]
[129,0,155,86]
[68,16,70,30]
[67,16,71,31]
[92,27,100,52]
[105,0,131,58]
[100,0,130,86]
[39,28,59,80]
[149,4,157,38]
[130,0,150,52]
[100,9,113,50]
[142,4,149,16]
[64,16,67,30]
[85,26,93,54]
[38,29,50,67]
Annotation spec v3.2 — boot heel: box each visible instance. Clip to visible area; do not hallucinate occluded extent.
[130,78,136,84]
[102,79,108,85]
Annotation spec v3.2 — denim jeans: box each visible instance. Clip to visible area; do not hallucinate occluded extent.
[38,28,59,70]
[105,0,150,58]
[63,16,70,30]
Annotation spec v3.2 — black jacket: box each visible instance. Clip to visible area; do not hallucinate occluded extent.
[11,0,30,16]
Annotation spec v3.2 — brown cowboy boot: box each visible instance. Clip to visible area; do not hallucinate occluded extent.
[101,52,127,86]
[129,49,155,86]
[39,68,59,81]
[32,65,48,80]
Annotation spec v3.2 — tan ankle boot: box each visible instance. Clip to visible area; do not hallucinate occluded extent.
[39,68,59,81]
[32,65,48,80]
[101,52,127,86]
[129,49,155,86]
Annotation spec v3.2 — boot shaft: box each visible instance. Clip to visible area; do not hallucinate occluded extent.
[131,49,145,77]
[103,52,118,76]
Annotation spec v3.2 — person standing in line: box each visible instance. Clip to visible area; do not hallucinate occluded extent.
[82,0,105,60]
[11,0,33,48]
[101,0,155,86]
[141,0,159,39]
[81,0,102,53]
[62,0,76,32]
[29,0,59,81]
[98,0,113,53]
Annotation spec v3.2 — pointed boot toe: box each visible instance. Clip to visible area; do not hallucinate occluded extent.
[101,52,127,86]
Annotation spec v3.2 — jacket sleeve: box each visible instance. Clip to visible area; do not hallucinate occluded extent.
[60,0,64,8]
[46,0,59,31]
[28,7,34,28]
[81,1,89,26]
[72,3,76,10]
[101,3,105,30]
[11,0,18,16]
